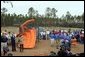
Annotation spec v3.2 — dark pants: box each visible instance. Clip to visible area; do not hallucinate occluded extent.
[12,47,16,51]
[3,46,9,56]
[20,44,23,52]
[3,50,7,56]
[81,38,84,44]
[43,35,46,40]
[12,44,16,51]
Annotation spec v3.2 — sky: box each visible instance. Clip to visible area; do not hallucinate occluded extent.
[1,1,84,18]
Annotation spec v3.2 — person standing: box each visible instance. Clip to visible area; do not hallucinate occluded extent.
[7,32,12,45]
[11,33,16,51]
[55,33,60,49]
[19,35,24,52]
[65,33,71,49]
[43,31,46,40]
[1,33,8,56]
[66,48,72,56]
[46,30,50,40]
[57,46,67,56]
[40,31,43,40]
[49,32,55,47]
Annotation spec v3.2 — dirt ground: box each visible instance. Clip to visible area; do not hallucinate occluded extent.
[1,27,83,33]
[5,40,84,56]
[6,40,84,56]
[1,27,84,56]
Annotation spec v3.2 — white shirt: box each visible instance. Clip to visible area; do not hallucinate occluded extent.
[61,30,64,33]
[8,34,12,39]
[43,32,46,35]
[46,31,50,34]
[40,32,43,36]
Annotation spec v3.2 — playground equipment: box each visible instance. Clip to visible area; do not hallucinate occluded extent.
[17,19,36,48]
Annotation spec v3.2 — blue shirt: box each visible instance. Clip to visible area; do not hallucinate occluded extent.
[58,34,63,39]
[61,33,66,39]
[66,35,71,41]
[55,34,60,40]
[49,34,54,39]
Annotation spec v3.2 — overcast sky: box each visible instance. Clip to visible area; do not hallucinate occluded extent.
[1,1,84,18]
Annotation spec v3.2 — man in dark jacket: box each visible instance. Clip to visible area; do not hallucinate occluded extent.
[57,46,67,56]
[66,48,72,56]
[11,34,16,51]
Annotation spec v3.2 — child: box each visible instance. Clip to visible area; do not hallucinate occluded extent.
[19,35,24,52]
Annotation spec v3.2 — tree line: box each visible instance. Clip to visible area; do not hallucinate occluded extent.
[1,6,84,28]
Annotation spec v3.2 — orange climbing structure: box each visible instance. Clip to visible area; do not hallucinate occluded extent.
[22,28,36,48]
[17,19,36,48]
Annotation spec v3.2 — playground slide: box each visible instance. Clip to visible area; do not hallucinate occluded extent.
[22,28,36,48]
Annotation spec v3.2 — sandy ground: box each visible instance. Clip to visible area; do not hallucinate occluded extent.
[1,27,84,56]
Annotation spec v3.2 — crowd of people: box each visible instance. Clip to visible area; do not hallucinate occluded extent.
[49,46,84,56]
[39,29,84,56]
[50,29,84,48]
[1,30,16,56]
[1,28,84,56]
[1,30,24,56]
[39,29,84,48]
[39,30,50,40]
